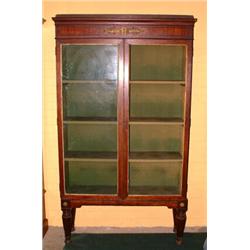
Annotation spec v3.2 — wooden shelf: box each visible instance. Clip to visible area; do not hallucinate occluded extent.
[129,186,180,195]
[129,117,184,125]
[65,151,182,162]
[66,185,117,194]
[64,151,117,162]
[129,152,182,162]
[130,80,185,85]
[64,117,117,125]
[62,80,116,84]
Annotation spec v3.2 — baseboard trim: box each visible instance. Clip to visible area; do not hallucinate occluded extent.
[71,226,207,233]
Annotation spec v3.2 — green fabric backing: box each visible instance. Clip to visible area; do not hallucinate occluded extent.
[130,124,183,152]
[130,45,185,81]
[130,84,184,118]
[63,82,117,118]
[65,161,117,194]
[129,162,181,194]
[65,124,117,152]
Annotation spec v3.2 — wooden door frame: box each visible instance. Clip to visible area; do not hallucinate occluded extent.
[124,39,193,201]
[56,39,125,201]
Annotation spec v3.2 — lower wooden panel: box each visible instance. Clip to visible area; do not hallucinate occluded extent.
[61,194,186,208]
[68,199,185,208]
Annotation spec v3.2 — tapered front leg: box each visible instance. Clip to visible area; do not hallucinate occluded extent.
[172,208,177,232]
[175,208,187,245]
[62,207,72,244]
[71,208,76,232]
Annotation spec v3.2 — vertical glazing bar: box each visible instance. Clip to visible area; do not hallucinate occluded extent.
[118,40,126,198]
[120,40,130,198]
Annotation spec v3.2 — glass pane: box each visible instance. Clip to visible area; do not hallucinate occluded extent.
[130,124,183,153]
[63,81,117,119]
[130,84,184,119]
[64,124,117,153]
[129,162,181,195]
[130,45,185,81]
[62,45,118,80]
[65,161,117,194]
[129,44,185,195]
[62,44,118,195]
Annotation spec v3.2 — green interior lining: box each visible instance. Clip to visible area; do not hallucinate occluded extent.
[62,45,118,80]
[64,124,117,152]
[65,161,117,194]
[130,84,184,118]
[130,45,185,81]
[130,124,183,153]
[63,82,117,118]
[129,162,181,195]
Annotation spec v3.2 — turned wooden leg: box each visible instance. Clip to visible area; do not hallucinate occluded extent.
[62,207,72,244]
[175,208,187,245]
[172,208,177,232]
[71,208,76,232]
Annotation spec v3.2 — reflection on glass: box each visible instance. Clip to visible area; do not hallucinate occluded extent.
[62,45,118,80]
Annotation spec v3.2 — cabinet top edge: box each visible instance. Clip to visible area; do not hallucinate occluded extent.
[52,14,197,23]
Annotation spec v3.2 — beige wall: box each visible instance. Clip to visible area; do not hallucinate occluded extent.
[43,1,206,227]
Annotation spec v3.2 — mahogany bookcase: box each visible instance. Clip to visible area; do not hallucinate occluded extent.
[53,14,196,245]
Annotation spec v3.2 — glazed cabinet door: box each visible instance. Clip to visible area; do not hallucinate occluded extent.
[58,40,124,196]
[125,40,187,196]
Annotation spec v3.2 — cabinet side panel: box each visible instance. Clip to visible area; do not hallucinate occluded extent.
[182,40,194,197]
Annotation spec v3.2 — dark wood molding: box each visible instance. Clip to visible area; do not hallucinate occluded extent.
[55,24,194,39]
[53,14,196,40]
[52,14,197,23]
